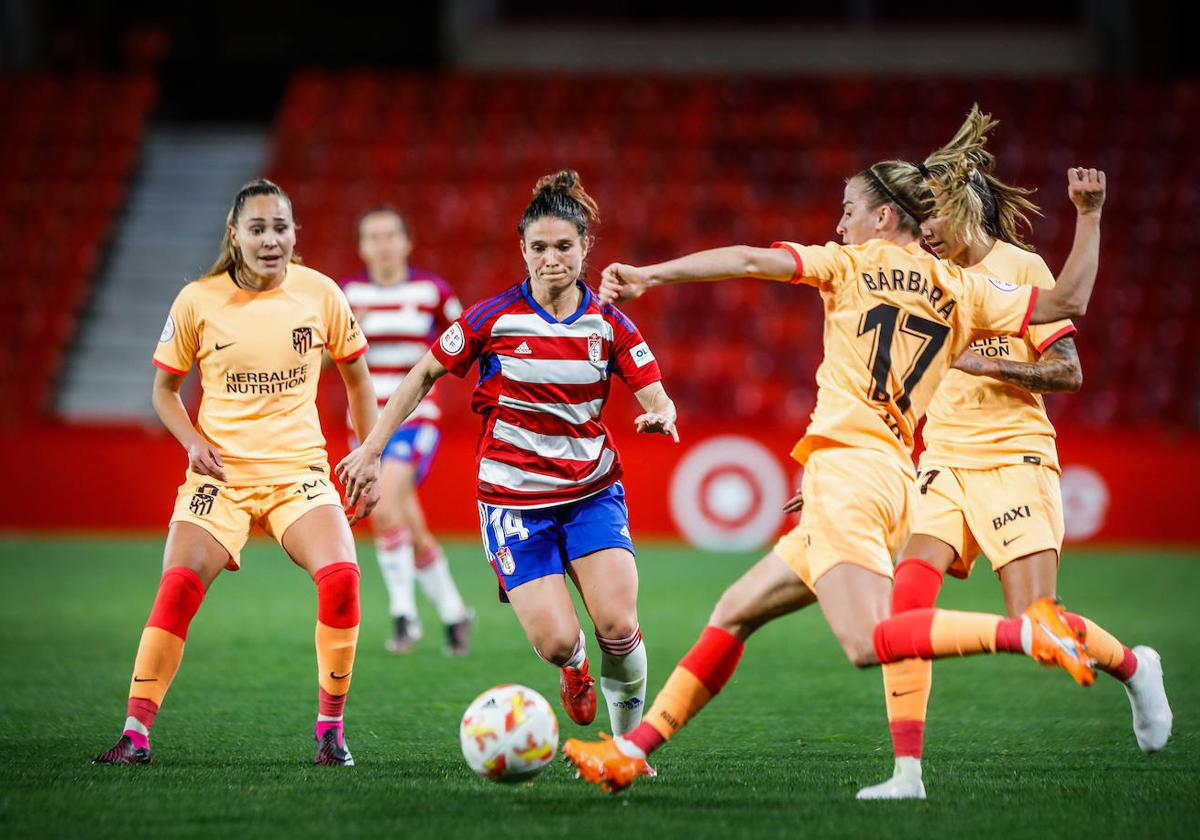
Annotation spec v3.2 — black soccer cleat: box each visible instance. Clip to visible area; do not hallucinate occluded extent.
[385,615,421,654]
[444,608,475,657]
[314,728,355,766]
[93,735,151,765]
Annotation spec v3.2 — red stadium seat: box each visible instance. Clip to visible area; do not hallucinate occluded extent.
[0,72,157,423]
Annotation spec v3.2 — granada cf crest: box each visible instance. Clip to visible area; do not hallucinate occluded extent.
[587,333,602,363]
[292,326,313,354]
[496,546,516,575]
[189,484,219,517]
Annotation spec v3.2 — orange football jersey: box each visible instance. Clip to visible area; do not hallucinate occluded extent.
[921,240,1075,471]
[153,264,367,485]
[771,239,1037,471]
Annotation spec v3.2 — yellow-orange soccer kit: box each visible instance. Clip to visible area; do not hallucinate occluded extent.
[916,240,1075,576]
[153,264,367,567]
[765,238,1038,587]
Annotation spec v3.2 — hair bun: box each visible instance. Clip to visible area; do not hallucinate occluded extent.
[534,169,580,197]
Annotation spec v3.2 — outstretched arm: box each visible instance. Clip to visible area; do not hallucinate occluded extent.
[598,246,798,304]
[632,381,679,443]
[953,335,1082,393]
[335,350,448,506]
[1029,168,1105,324]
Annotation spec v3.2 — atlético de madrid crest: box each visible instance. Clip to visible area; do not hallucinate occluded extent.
[292,326,313,354]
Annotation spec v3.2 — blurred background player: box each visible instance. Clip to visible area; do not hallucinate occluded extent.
[93,179,378,767]
[337,170,678,738]
[858,110,1171,800]
[341,207,474,655]
[563,159,1107,794]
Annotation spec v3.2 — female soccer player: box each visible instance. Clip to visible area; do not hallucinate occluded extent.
[562,159,1110,794]
[337,170,678,736]
[94,179,379,767]
[341,208,474,656]
[858,108,1171,800]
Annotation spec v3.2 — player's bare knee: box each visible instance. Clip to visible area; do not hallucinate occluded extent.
[838,634,880,668]
[593,614,638,642]
[709,587,754,640]
[534,637,577,667]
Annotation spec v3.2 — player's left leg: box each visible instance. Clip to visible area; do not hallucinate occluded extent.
[872,597,1094,685]
[564,549,815,792]
[279,503,360,767]
[568,547,645,737]
[561,483,646,737]
[999,551,1172,752]
[858,535,956,800]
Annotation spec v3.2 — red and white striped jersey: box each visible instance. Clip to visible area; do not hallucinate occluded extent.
[340,268,461,423]
[430,280,662,509]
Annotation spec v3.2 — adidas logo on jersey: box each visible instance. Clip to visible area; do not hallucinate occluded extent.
[514,341,532,355]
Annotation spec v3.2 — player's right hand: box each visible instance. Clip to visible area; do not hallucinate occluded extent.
[599,263,650,304]
[334,447,380,510]
[187,440,227,482]
[1068,167,1105,216]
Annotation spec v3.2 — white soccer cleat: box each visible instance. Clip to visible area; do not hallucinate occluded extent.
[1123,645,1172,753]
[856,757,926,801]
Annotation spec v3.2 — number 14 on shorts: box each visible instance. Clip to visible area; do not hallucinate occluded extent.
[481,505,530,546]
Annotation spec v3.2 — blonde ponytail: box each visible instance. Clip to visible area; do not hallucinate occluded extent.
[923,104,1041,251]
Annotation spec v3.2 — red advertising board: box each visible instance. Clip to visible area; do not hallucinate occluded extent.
[2,420,1197,546]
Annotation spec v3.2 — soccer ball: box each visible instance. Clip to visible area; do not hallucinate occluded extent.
[460,684,559,782]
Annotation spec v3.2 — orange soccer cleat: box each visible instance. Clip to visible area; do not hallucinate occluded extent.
[563,733,647,793]
[1024,597,1096,686]
[559,661,597,725]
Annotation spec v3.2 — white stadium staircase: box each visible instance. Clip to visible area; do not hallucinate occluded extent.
[57,126,269,420]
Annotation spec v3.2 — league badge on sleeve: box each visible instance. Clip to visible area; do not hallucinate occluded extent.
[629,341,655,368]
[159,314,176,343]
[441,322,466,355]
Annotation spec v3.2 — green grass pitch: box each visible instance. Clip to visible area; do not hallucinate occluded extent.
[1,536,1197,839]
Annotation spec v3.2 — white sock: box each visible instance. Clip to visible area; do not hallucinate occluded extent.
[597,626,648,736]
[414,549,468,624]
[375,531,417,621]
[1019,614,1033,656]
[894,756,922,779]
[123,716,149,737]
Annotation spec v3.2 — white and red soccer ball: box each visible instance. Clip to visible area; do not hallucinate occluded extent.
[460,684,558,782]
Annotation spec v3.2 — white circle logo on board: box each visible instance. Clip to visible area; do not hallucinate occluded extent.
[159,314,176,343]
[440,322,465,355]
[669,435,788,551]
[1060,464,1109,541]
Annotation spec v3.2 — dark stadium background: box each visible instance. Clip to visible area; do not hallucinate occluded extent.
[2,5,1198,839]
[2,1,1197,546]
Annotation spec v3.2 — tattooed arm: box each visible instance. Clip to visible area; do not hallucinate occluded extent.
[952,336,1083,393]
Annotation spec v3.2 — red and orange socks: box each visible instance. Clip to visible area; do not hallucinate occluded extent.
[314,562,360,742]
[881,558,944,760]
[874,608,1026,663]
[620,625,744,758]
[1065,612,1137,681]
[124,567,206,746]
